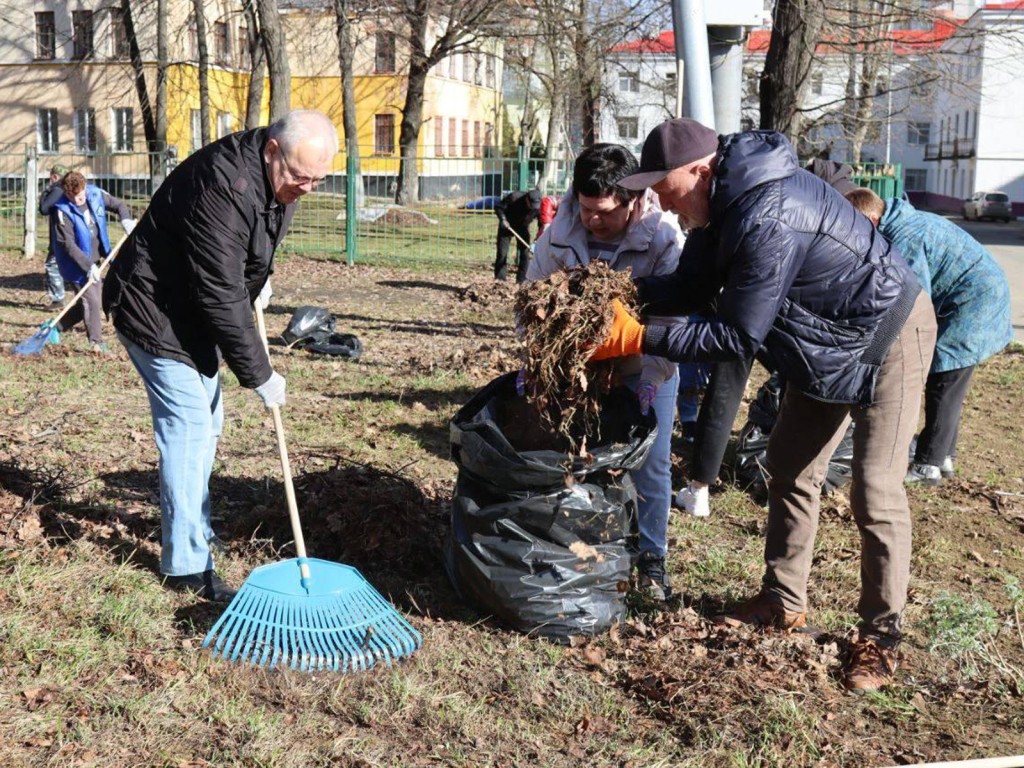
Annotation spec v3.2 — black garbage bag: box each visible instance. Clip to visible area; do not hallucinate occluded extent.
[305,333,362,360]
[282,306,335,348]
[734,374,855,498]
[446,372,657,640]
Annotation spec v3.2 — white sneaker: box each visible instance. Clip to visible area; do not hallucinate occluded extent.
[675,483,710,517]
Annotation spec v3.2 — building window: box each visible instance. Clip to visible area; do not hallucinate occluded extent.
[113,107,134,152]
[214,22,230,66]
[73,11,94,59]
[37,109,59,153]
[811,71,824,96]
[906,122,930,146]
[111,8,130,59]
[375,31,395,73]
[618,71,639,93]
[217,111,234,139]
[485,56,495,88]
[474,120,481,157]
[36,12,56,60]
[435,116,445,157]
[238,25,250,68]
[374,113,395,155]
[448,117,457,156]
[190,109,204,152]
[461,120,470,157]
[447,54,457,80]
[484,122,493,149]
[617,116,639,140]
[187,16,197,60]
[74,108,97,153]
[904,168,927,191]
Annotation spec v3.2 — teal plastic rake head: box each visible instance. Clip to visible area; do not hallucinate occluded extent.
[202,557,421,672]
[204,302,422,673]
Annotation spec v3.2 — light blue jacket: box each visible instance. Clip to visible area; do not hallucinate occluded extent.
[879,197,1012,372]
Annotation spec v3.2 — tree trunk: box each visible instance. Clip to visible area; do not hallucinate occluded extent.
[122,0,156,147]
[243,0,265,129]
[155,0,167,146]
[759,0,827,143]
[396,58,428,205]
[257,0,291,121]
[333,0,363,206]
[193,0,211,145]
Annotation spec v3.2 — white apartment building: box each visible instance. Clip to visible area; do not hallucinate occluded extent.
[603,2,1024,212]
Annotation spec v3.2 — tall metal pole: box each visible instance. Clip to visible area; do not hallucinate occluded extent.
[708,26,744,134]
[670,0,684,118]
[674,0,715,128]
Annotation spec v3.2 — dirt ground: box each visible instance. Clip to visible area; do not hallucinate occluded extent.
[0,248,1022,767]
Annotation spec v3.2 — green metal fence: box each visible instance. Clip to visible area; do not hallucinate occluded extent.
[851,162,904,200]
[4,144,575,271]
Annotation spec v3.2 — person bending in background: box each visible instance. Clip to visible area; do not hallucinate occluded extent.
[842,187,1012,485]
[51,171,135,353]
[494,188,541,283]
[527,143,685,602]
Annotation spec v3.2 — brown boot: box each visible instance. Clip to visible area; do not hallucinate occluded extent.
[844,637,898,692]
[713,592,807,631]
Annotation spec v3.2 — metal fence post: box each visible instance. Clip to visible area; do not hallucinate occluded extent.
[345,139,357,266]
[23,146,37,258]
[517,144,528,191]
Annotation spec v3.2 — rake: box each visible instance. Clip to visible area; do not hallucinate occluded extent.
[12,236,127,357]
[202,300,422,672]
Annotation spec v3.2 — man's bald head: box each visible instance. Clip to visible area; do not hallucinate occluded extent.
[264,110,339,205]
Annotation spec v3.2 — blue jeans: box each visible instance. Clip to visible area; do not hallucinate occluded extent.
[44,252,65,303]
[677,361,711,424]
[626,369,680,558]
[120,335,224,576]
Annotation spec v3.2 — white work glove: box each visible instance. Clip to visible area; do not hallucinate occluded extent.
[121,218,137,235]
[88,263,102,284]
[255,371,286,410]
[258,279,273,310]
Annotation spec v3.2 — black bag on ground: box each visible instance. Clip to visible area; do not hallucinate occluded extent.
[282,306,335,348]
[305,333,362,359]
[733,373,854,498]
[446,372,657,640]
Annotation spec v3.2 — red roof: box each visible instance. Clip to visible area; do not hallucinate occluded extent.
[983,0,1024,9]
[618,20,962,57]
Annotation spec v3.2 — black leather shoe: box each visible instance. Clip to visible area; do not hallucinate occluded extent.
[165,570,237,602]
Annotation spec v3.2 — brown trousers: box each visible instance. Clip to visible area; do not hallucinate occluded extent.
[762,292,936,642]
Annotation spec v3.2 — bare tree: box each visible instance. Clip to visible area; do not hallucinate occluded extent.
[242,0,266,129]
[333,0,366,205]
[122,0,168,152]
[759,0,828,141]
[257,0,291,120]
[391,0,503,205]
[192,0,211,145]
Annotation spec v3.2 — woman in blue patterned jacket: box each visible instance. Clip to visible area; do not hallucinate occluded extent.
[846,188,1012,485]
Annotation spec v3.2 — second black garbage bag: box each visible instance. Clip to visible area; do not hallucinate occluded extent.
[446,372,657,641]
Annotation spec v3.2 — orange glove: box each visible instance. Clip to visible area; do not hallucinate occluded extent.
[591,299,644,361]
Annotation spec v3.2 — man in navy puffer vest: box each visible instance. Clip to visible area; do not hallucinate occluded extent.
[592,118,937,693]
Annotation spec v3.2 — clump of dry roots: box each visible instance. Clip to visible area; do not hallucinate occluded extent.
[514,262,639,454]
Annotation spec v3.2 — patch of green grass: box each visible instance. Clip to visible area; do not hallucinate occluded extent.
[920,592,999,678]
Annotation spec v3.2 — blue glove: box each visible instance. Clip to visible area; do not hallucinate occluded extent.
[515,368,528,396]
[635,381,657,416]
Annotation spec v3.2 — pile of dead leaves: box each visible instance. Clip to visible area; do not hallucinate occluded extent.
[514,262,638,453]
[456,280,518,307]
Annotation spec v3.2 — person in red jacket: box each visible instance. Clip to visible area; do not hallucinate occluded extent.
[537,194,560,236]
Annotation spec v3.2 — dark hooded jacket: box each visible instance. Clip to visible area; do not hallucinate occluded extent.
[102,128,295,388]
[640,131,920,405]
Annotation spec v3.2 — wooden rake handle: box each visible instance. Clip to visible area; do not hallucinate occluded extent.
[254,300,310,568]
[48,234,129,329]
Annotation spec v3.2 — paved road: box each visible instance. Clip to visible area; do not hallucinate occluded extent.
[951,217,1024,343]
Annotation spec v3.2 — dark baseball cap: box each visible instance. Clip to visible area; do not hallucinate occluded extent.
[619,118,720,190]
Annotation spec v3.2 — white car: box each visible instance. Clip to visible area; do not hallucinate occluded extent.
[962,191,1013,223]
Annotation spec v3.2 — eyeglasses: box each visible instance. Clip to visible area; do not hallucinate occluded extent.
[280,155,327,188]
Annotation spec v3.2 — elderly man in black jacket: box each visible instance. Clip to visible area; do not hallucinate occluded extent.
[593,118,936,692]
[104,110,337,601]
